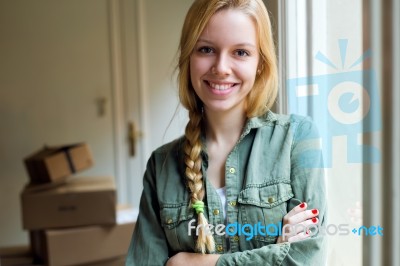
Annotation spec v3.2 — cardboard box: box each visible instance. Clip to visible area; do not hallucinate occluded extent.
[0,245,40,266]
[0,245,31,257]
[21,176,116,230]
[30,208,137,266]
[24,143,94,184]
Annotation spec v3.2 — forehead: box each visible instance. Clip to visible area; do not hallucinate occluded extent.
[198,9,258,47]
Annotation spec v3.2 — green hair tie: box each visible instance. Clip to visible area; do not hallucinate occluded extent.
[192,201,205,214]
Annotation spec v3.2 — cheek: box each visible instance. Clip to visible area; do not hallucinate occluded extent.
[190,57,212,78]
[235,57,258,74]
[238,64,258,85]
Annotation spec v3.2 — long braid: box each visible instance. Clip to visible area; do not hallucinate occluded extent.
[184,110,215,254]
[178,0,277,255]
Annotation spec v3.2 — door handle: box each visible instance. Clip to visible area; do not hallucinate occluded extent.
[128,121,143,157]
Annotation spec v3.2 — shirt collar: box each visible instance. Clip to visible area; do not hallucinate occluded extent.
[201,110,277,164]
[239,110,277,141]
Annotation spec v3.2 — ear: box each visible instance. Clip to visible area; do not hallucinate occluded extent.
[257,61,265,74]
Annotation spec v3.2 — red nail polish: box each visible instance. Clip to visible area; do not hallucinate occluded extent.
[306,230,309,235]
[299,202,305,208]
[312,209,318,215]
[312,217,318,223]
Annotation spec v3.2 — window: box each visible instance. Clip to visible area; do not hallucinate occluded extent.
[273,0,366,264]
[272,0,400,265]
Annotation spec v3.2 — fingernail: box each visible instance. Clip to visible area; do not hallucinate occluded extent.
[312,217,318,223]
[306,230,310,235]
[312,209,318,215]
[299,202,306,208]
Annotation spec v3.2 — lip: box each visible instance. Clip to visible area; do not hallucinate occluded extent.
[204,80,239,95]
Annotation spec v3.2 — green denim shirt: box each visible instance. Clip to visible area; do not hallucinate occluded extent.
[126,111,327,266]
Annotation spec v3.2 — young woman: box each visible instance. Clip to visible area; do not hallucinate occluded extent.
[126,0,326,265]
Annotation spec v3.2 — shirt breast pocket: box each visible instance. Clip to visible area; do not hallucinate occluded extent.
[237,182,294,248]
[160,203,196,252]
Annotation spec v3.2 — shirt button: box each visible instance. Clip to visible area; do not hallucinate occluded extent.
[213,209,220,215]
[229,201,237,207]
[229,167,236,174]
[216,245,223,252]
[233,236,240,242]
[166,218,173,224]
[268,197,275,203]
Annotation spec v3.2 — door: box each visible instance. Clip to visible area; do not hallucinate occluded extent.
[0,0,143,247]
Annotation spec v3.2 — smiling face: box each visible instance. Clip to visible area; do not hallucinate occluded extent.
[189,9,260,115]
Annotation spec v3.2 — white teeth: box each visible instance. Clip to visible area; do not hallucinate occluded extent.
[209,82,234,90]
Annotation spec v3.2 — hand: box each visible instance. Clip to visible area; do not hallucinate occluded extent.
[276,202,319,243]
[166,252,220,266]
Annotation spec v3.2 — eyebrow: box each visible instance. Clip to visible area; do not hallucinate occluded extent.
[197,38,256,48]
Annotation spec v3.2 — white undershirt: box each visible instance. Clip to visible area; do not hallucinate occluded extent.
[215,186,227,220]
[215,186,231,251]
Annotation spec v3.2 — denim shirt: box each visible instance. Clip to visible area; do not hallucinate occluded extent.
[126,111,327,266]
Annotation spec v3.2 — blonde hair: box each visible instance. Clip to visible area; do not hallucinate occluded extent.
[177,0,278,253]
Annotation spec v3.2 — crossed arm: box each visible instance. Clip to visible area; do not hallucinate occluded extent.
[166,201,321,266]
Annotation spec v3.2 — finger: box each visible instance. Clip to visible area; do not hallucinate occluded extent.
[285,202,308,219]
[292,217,319,234]
[282,216,319,236]
[286,208,319,225]
[287,230,311,243]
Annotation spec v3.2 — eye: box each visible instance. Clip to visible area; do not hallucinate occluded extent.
[235,49,250,57]
[198,46,214,54]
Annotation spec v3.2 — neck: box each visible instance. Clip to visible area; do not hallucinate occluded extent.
[204,108,247,146]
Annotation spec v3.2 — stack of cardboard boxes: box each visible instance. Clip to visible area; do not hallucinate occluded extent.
[17,143,136,266]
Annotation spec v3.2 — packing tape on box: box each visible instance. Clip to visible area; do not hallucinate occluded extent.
[63,148,76,172]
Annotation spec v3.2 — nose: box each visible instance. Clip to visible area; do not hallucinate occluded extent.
[212,54,232,76]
